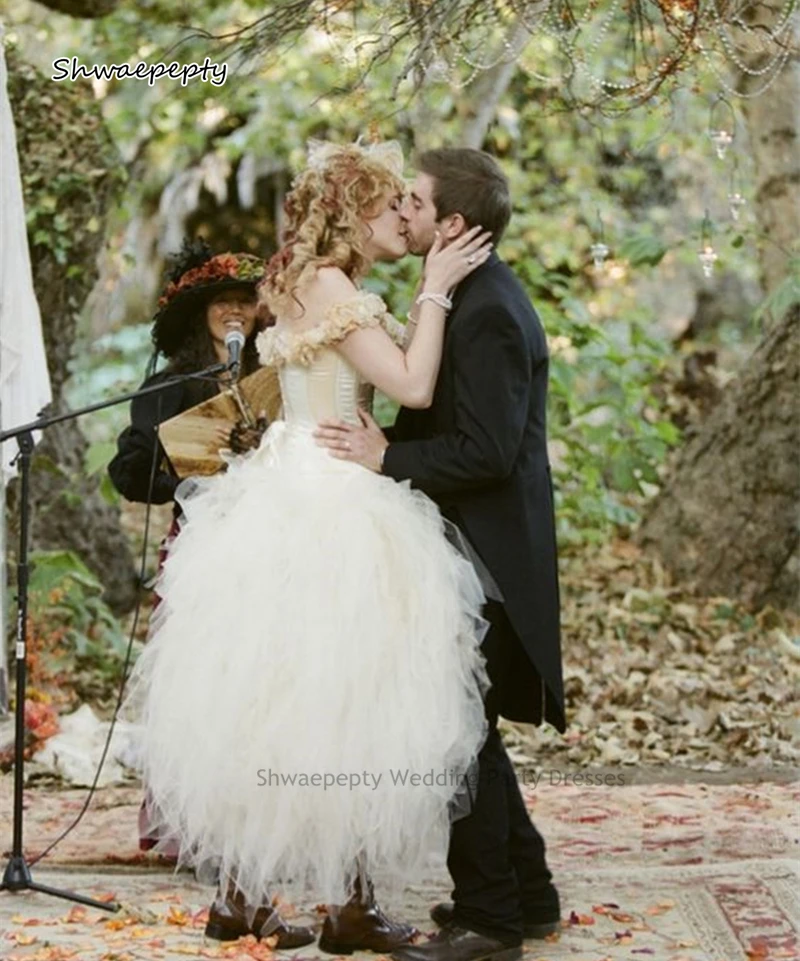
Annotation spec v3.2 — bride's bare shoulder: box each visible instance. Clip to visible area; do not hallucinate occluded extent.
[303,266,359,305]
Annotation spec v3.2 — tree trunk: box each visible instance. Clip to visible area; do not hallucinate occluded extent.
[460,22,530,150]
[410,20,529,151]
[737,6,800,296]
[637,305,799,610]
[636,11,799,609]
[5,50,138,613]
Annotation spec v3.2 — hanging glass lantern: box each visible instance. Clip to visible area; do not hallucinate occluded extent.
[709,129,734,160]
[590,241,609,269]
[698,245,718,277]
[727,162,746,221]
[590,210,609,270]
[708,96,736,160]
[727,190,746,221]
[697,211,718,278]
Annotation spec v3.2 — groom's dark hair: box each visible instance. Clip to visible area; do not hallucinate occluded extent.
[417,148,511,245]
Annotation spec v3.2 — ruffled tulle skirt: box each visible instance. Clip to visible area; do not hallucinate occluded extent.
[124,420,489,906]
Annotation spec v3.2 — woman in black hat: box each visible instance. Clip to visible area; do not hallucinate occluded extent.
[108,238,267,509]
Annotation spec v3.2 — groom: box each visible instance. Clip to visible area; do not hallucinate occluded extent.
[315,148,565,961]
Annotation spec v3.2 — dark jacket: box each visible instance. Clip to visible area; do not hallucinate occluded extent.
[108,372,189,507]
[382,253,565,731]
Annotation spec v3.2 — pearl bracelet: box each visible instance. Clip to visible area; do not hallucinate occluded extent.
[416,291,453,311]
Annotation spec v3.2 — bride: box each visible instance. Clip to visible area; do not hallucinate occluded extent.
[125,139,494,951]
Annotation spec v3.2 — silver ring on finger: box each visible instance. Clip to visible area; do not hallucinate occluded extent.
[467,255,476,264]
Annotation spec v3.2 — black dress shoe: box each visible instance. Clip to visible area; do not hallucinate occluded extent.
[391,924,521,961]
[430,902,560,940]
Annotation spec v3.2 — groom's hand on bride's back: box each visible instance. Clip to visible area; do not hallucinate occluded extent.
[314,409,388,473]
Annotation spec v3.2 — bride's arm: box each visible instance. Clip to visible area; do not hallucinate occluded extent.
[402,280,423,351]
[333,228,492,408]
[337,296,447,409]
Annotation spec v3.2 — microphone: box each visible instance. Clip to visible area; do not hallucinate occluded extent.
[224,329,246,377]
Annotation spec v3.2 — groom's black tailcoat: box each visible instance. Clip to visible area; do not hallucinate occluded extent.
[383,253,565,733]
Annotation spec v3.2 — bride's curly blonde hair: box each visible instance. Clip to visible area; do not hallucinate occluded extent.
[259,144,405,317]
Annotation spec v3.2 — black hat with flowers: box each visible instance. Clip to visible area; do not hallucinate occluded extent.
[152,238,266,358]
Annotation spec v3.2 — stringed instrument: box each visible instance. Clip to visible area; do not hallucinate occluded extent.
[158,365,282,478]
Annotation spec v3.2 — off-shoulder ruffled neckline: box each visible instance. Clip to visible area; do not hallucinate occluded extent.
[257,291,404,367]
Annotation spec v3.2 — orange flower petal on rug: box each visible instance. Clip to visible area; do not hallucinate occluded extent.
[7,932,39,945]
[62,906,88,924]
[9,948,79,960]
[166,905,191,926]
[11,914,44,926]
[645,900,676,915]
[217,934,276,959]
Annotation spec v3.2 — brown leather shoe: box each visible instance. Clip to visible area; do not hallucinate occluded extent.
[318,876,417,954]
[430,901,560,940]
[204,882,316,948]
[391,924,521,961]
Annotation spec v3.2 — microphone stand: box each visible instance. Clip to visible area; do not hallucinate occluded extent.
[0,360,229,912]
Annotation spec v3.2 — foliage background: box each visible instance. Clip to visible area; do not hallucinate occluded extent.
[6,0,768,547]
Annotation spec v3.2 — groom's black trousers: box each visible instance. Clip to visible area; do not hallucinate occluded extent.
[447,600,552,944]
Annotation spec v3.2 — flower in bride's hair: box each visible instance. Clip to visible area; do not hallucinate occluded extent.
[305,137,405,179]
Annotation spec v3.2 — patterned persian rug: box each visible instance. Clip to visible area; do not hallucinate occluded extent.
[1,777,798,960]
[2,778,798,870]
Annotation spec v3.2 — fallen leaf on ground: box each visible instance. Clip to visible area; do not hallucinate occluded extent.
[62,906,88,924]
[645,901,676,915]
[167,905,192,926]
[6,932,38,945]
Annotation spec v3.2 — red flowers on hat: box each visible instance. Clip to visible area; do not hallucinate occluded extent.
[157,253,264,309]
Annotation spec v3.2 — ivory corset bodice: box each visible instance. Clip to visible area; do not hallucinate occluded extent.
[256,292,405,428]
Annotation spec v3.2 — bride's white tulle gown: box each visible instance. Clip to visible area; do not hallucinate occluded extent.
[125,292,489,906]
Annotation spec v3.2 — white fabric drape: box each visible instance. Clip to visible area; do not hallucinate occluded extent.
[1,24,53,711]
